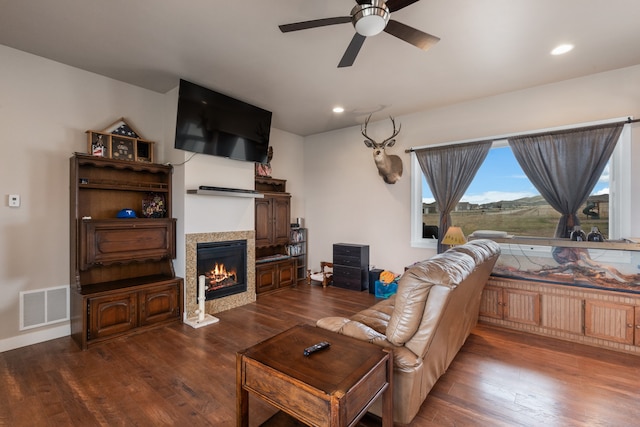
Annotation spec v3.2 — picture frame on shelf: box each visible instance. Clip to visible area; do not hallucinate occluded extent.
[86,118,155,163]
[111,136,135,161]
[136,140,153,162]
[89,132,110,157]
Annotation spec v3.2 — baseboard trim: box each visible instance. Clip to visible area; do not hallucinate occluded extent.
[0,323,70,353]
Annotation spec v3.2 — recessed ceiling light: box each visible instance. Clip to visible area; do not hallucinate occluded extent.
[551,44,574,55]
[333,106,345,113]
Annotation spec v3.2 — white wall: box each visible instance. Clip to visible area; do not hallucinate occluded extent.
[0,45,306,350]
[0,45,165,349]
[304,65,640,274]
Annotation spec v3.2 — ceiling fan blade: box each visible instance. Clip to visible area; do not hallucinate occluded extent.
[384,19,440,51]
[279,16,351,33]
[338,33,366,68]
[385,0,421,13]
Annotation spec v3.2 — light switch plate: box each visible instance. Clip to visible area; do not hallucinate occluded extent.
[8,194,20,207]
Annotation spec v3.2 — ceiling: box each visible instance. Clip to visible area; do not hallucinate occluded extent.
[2,0,640,136]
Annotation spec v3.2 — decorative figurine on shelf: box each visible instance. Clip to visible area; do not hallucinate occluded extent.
[587,226,605,242]
[256,146,273,177]
[142,193,166,218]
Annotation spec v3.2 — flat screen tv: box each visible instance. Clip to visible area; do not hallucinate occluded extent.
[174,79,272,163]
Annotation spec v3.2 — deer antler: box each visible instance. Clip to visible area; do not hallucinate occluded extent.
[361,114,373,143]
[361,115,401,148]
[381,116,401,147]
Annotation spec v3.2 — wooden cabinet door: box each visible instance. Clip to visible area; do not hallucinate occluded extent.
[272,196,291,245]
[540,294,584,334]
[139,282,180,326]
[256,264,277,294]
[89,292,137,340]
[277,260,295,288]
[503,289,540,325]
[635,307,640,346]
[480,286,540,325]
[479,285,503,319]
[255,194,291,247]
[255,198,272,247]
[81,219,176,269]
[585,300,635,344]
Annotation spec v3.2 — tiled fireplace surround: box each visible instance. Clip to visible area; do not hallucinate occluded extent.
[185,231,256,319]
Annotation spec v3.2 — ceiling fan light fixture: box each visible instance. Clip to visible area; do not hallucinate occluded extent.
[351,0,390,37]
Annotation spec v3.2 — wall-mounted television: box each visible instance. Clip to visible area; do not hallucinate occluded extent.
[174,79,272,163]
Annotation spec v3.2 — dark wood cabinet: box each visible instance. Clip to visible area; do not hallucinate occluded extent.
[70,153,182,349]
[80,218,175,269]
[254,177,297,294]
[255,194,291,247]
[255,259,296,294]
[333,244,370,291]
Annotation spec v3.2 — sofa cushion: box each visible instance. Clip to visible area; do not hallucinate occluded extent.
[385,251,476,346]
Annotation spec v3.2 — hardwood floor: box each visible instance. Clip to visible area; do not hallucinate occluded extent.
[0,285,638,426]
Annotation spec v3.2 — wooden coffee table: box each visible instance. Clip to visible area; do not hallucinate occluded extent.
[237,324,393,427]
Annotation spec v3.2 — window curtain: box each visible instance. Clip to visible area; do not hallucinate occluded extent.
[415,141,492,253]
[508,123,623,238]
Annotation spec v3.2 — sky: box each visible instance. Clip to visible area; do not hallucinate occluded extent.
[422,146,609,205]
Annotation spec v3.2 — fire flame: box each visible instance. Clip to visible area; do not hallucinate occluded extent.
[205,263,238,290]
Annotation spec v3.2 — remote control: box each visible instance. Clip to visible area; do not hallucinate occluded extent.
[303,341,331,356]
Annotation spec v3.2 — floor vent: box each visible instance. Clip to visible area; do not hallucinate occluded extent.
[20,286,69,330]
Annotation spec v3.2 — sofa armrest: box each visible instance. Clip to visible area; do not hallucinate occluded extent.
[315,316,350,332]
[317,317,389,346]
[317,317,422,370]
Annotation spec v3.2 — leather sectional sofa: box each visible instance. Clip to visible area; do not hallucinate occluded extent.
[317,239,501,424]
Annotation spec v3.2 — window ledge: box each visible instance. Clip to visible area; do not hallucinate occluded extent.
[470,236,640,251]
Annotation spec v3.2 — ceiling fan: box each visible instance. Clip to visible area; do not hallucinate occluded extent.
[279,0,440,68]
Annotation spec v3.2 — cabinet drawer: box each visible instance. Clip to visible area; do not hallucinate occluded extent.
[334,256,363,267]
[333,266,365,291]
[333,277,363,291]
[333,244,366,257]
[334,265,361,280]
[81,218,176,269]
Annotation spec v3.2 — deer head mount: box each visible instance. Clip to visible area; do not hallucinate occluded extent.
[362,115,403,184]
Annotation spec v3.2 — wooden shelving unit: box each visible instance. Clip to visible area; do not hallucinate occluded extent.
[70,153,182,349]
[254,177,295,294]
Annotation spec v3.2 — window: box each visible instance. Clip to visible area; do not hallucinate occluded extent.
[410,119,631,248]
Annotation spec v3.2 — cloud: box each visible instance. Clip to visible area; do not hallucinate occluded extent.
[423,190,537,206]
[599,164,610,183]
[461,190,537,204]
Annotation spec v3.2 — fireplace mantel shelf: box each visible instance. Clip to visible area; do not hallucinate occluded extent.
[187,187,264,198]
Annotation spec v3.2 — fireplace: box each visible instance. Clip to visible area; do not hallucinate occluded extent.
[185,231,256,320]
[197,240,247,300]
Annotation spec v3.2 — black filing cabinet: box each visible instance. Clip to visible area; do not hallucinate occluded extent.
[333,244,370,291]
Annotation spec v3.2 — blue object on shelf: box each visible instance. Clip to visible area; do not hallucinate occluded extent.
[375,280,398,299]
[116,208,137,218]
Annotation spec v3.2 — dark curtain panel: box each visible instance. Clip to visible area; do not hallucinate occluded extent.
[508,123,623,238]
[415,141,492,253]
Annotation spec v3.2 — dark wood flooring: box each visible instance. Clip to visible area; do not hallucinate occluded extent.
[0,284,638,426]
